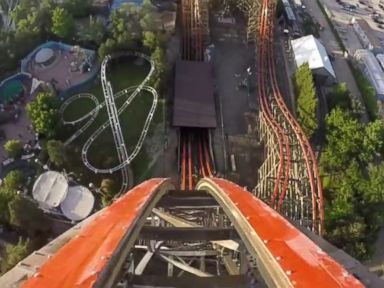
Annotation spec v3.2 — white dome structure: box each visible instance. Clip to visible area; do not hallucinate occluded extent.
[60,186,95,221]
[35,48,55,64]
[32,171,68,208]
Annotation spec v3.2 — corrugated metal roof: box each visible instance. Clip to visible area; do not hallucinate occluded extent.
[173,60,217,128]
[354,19,382,49]
[291,35,336,78]
[376,53,384,70]
[355,49,384,95]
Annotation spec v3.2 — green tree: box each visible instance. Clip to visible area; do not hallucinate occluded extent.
[0,187,17,222]
[62,0,91,18]
[3,170,25,192]
[150,46,167,92]
[140,14,157,33]
[327,82,351,110]
[0,238,31,274]
[100,178,117,207]
[294,63,318,137]
[4,139,23,159]
[8,195,52,237]
[143,31,157,51]
[26,92,60,139]
[98,38,117,60]
[79,15,105,45]
[46,140,67,167]
[363,163,384,204]
[321,108,363,170]
[361,120,384,162]
[51,7,74,39]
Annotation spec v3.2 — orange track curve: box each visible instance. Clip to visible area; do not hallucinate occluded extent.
[21,178,363,288]
[22,178,169,288]
[204,178,363,288]
[257,0,292,209]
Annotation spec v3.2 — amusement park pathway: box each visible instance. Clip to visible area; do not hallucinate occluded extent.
[210,13,262,188]
[0,104,36,163]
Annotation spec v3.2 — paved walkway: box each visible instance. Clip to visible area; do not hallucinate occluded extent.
[0,104,37,163]
[305,0,369,122]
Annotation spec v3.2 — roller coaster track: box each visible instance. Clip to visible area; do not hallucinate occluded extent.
[179,0,214,190]
[60,52,158,194]
[1,2,378,287]
[18,178,364,287]
[255,0,324,234]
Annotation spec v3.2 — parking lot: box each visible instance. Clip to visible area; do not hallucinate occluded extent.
[312,0,384,53]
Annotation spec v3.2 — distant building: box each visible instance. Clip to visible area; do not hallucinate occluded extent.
[355,49,384,100]
[352,19,382,51]
[290,35,336,84]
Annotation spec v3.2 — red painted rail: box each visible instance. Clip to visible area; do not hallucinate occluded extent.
[201,177,363,288]
[22,179,169,288]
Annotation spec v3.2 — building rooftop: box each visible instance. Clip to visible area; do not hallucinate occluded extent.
[355,49,384,97]
[32,171,68,209]
[291,35,336,78]
[354,19,382,49]
[173,60,217,128]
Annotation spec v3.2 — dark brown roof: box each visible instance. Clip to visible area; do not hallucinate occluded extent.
[173,60,217,128]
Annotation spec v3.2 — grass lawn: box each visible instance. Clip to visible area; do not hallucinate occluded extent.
[60,56,164,188]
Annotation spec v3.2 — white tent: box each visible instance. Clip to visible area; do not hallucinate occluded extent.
[32,171,68,208]
[291,35,336,79]
[60,186,95,221]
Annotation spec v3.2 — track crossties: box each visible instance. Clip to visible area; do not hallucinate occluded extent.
[173,60,217,128]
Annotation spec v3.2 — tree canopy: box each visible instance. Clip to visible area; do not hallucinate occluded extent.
[320,107,384,259]
[327,82,351,111]
[3,170,25,192]
[4,139,23,159]
[100,178,117,207]
[47,140,67,167]
[98,2,163,59]
[8,195,52,237]
[26,92,60,139]
[62,0,91,18]
[294,63,318,138]
[51,7,74,39]
[0,238,31,275]
[77,15,105,46]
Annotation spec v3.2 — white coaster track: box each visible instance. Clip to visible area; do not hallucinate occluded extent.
[60,52,158,194]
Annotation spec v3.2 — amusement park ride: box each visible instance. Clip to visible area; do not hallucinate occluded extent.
[1,0,383,287]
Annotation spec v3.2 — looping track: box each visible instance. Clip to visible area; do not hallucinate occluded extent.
[255,0,324,234]
[60,52,158,193]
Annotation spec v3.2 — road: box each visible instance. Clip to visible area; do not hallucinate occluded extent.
[304,0,369,122]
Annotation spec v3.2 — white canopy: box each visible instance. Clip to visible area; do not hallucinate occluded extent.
[60,186,95,221]
[291,35,336,78]
[35,48,54,64]
[33,171,68,208]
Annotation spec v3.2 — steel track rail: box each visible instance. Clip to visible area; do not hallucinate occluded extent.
[198,135,207,178]
[257,0,292,209]
[196,178,363,288]
[203,133,213,177]
[263,1,324,233]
